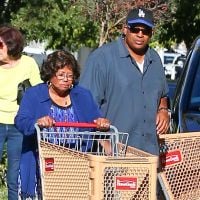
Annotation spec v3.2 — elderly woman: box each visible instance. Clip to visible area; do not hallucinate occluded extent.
[15,50,110,199]
[0,25,42,200]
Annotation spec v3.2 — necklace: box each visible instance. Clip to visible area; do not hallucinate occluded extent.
[49,87,71,107]
[65,95,71,107]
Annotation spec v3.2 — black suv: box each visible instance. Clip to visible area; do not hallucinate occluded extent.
[171,36,200,132]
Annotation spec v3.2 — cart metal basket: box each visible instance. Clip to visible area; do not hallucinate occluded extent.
[35,122,158,200]
[158,132,200,200]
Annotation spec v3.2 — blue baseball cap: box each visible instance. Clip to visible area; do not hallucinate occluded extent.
[126,8,154,28]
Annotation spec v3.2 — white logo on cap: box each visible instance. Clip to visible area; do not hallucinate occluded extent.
[138,9,145,18]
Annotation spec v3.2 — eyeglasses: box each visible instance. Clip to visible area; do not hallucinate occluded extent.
[128,26,152,35]
[55,73,74,81]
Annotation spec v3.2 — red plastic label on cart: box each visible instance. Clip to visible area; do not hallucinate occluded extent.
[115,176,137,190]
[160,150,182,167]
[44,158,54,172]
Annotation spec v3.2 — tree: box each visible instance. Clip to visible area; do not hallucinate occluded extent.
[0,0,22,24]
[157,0,200,50]
[11,0,169,51]
[79,0,169,46]
[5,0,200,52]
[11,0,99,51]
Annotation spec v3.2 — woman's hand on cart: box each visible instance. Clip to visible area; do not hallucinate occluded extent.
[36,119,114,156]
[37,116,55,128]
[94,118,110,131]
[36,116,110,131]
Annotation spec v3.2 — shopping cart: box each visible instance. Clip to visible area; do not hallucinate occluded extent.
[35,122,158,200]
[158,132,200,200]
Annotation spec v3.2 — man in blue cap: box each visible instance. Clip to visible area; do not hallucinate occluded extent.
[80,7,170,156]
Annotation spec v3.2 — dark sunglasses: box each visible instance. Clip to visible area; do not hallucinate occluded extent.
[0,41,4,49]
[128,26,152,35]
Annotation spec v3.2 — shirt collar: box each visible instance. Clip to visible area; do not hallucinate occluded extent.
[118,37,130,58]
[117,36,155,64]
[39,83,51,103]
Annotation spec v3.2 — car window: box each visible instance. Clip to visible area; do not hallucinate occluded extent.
[188,59,200,110]
[23,52,47,68]
[174,56,186,67]
[164,56,175,64]
[29,53,47,68]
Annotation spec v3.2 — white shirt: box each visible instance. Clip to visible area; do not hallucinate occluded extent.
[136,60,144,73]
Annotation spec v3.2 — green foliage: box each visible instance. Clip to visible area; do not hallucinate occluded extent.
[0,185,7,200]
[157,0,200,49]
[11,0,99,51]
[3,0,200,51]
[0,0,25,25]
[10,0,170,51]
[0,147,7,187]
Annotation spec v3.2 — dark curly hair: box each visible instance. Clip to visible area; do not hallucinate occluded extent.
[40,50,80,83]
[0,25,24,60]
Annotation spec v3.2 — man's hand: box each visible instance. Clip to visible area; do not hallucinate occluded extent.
[156,109,170,134]
[94,118,110,131]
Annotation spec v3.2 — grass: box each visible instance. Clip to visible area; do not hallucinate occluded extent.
[0,185,7,200]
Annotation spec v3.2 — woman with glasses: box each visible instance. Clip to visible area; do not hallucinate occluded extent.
[15,50,110,199]
[0,25,42,200]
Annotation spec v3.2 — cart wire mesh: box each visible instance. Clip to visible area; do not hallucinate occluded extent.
[158,132,200,200]
[36,122,129,157]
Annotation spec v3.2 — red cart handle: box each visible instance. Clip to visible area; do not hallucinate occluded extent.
[54,122,97,128]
